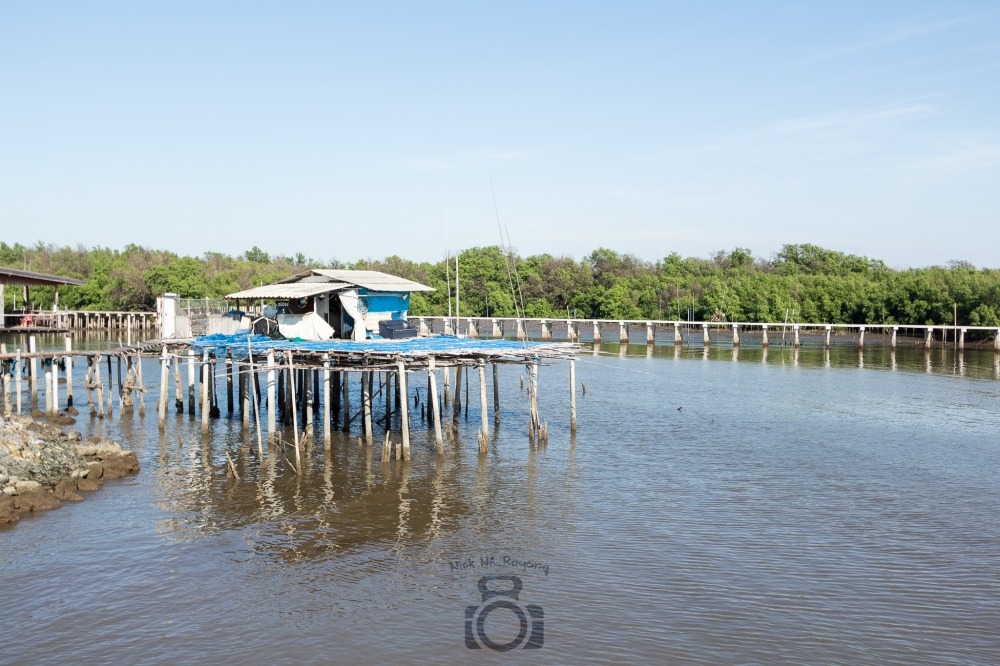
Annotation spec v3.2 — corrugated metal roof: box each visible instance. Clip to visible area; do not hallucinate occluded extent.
[0,266,85,287]
[225,282,351,299]
[277,269,434,292]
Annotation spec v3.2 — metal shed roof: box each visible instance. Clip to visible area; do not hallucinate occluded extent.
[0,266,85,287]
[225,282,352,300]
[277,269,434,292]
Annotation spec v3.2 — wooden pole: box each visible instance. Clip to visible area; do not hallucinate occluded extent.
[428,357,443,453]
[570,358,577,433]
[95,356,106,418]
[226,350,234,414]
[443,365,450,404]
[187,349,196,415]
[201,351,210,432]
[64,336,74,408]
[44,366,52,415]
[158,345,169,427]
[266,351,276,443]
[247,339,264,463]
[1,344,9,416]
[51,355,60,415]
[493,362,500,426]
[396,359,410,460]
[341,370,351,432]
[478,361,488,437]
[15,349,22,416]
[28,335,37,404]
[363,370,373,446]
[287,353,302,472]
[323,355,332,450]
[453,364,462,420]
[174,353,184,414]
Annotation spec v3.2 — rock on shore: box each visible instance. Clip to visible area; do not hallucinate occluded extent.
[0,416,140,527]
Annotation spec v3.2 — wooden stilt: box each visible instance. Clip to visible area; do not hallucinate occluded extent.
[287,353,302,472]
[363,370,373,446]
[187,349,196,415]
[226,350,234,414]
[428,357,443,454]
[323,355,332,450]
[341,370,351,432]
[44,367,52,415]
[332,370,341,424]
[174,354,184,414]
[201,351,210,432]
[15,349,23,416]
[396,359,410,460]
[478,360,488,437]
[1,344,9,416]
[453,364,462,420]
[266,351,276,442]
[51,356,59,415]
[158,345,169,427]
[64,336,74,408]
[28,336,37,404]
[493,362,500,426]
[570,358,577,433]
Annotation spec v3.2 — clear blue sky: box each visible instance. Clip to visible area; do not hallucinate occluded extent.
[2,1,998,268]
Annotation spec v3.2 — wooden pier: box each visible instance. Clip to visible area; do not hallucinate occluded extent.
[0,334,579,469]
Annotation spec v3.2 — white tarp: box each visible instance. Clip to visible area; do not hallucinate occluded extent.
[338,289,367,341]
[276,312,335,342]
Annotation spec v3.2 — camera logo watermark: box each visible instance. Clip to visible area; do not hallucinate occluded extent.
[465,575,544,651]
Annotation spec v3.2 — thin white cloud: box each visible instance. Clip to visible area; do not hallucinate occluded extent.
[382,148,544,173]
[809,10,997,60]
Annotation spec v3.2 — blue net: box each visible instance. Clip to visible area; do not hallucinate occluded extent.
[190,331,550,361]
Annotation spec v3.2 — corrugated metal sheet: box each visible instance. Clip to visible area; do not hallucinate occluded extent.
[225,282,351,299]
[277,269,434,292]
[0,266,85,286]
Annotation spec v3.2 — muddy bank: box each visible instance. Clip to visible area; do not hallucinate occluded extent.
[0,416,139,527]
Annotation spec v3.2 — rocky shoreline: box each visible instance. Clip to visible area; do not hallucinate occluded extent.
[0,416,140,527]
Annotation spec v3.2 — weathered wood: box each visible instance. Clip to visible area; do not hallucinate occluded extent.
[570,358,577,433]
[478,361,488,438]
[396,360,410,460]
[492,362,500,426]
[28,336,37,403]
[266,351,277,442]
[323,355,331,449]
[200,351,210,432]
[363,370,373,446]
[158,345,169,426]
[226,351,234,414]
[64,336,74,408]
[428,357,443,453]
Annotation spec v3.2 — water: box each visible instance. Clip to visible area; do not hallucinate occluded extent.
[2,337,999,665]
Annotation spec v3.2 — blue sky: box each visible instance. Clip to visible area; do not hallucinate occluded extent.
[2,1,998,268]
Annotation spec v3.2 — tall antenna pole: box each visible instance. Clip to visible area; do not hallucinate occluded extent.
[445,160,452,322]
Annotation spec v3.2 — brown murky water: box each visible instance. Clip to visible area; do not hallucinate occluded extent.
[2,335,999,664]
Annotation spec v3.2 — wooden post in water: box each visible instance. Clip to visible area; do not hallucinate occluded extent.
[44,365,52,415]
[619,321,628,344]
[136,351,145,417]
[925,327,934,348]
[323,355,331,449]
[593,320,601,343]
[158,345,169,427]
[173,354,184,414]
[332,369,341,424]
[732,325,740,347]
[287,353,301,472]
[702,324,710,347]
[858,326,865,349]
[646,322,654,345]
[995,329,1000,352]
[891,327,898,350]
[51,355,59,415]
[187,349,196,416]
[305,368,314,441]
[28,336,37,404]
[453,364,462,420]
[226,351,234,414]
[443,365,450,405]
[64,336,74,408]
[363,370,373,446]
[492,362,500,426]
[95,356,106,418]
[428,357,443,453]
[200,351,210,433]
[959,328,966,350]
[266,351,276,443]
[674,323,682,345]
[341,370,351,432]
[396,359,410,460]
[761,325,769,347]
[0,344,9,416]
[793,326,801,348]
[569,358,577,433]
[15,349,22,416]
[478,361,488,438]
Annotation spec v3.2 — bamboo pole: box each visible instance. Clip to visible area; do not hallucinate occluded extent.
[397,359,410,460]
[1,344,9,416]
[428,356,443,453]
[226,350,234,414]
